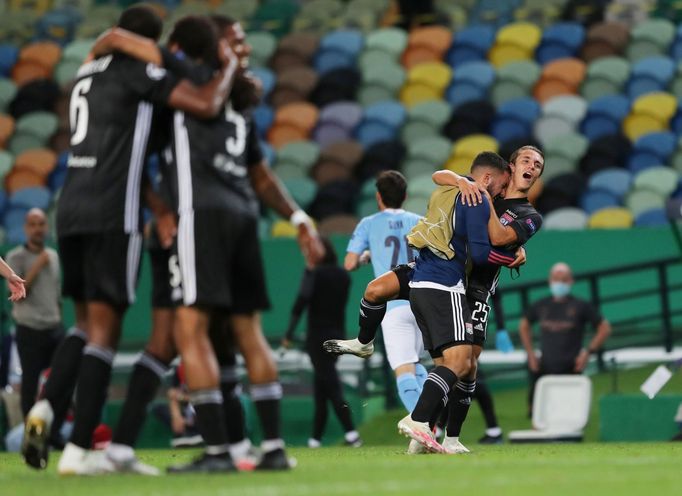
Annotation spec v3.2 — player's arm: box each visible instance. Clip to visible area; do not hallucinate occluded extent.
[576,308,612,371]
[345,218,370,271]
[283,269,315,347]
[462,200,518,266]
[167,388,186,434]
[432,170,482,206]
[0,256,25,302]
[143,178,176,249]
[90,28,162,66]
[20,252,50,292]
[518,316,539,371]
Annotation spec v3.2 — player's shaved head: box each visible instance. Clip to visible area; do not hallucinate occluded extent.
[117,4,163,41]
[549,262,573,281]
[470,151,509,174]
[25,208,46,222]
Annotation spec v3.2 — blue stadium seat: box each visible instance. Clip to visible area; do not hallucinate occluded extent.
[10,187,51,210]
[355,122,396,148]
[0,45,19,77]
[48,151,69,192]
[588,169,633,199]
[4,207,29,242]
[251,67,275,98]
[581,95,630,140]
[0,190,6,219]
[498,97,541,125]
[261,142,275,167]
[319,101,363,130]
[635,208,669,226]
[320,30,364,58]
[632,131,676,160]
[491,117,531,143]
[626,153,663,175]
[314,50,356,74]
[445,82,487,109]
[630,56,675,85]
[253,104,274,138]
[452,61,495,90]
[362,101,406,129]
[536,22,585,64]
[580,189,620,214]
[447,25,495,67]
[36,8,82,45]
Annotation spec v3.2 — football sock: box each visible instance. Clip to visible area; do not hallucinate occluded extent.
[189,389,230,455]
[411,366,457,423]
[446,379,476,438]
[357,298,386,345]
[220,366,247,445]
[396,372,421,412]
[414,363,428,389]
[69,344,114,449]
[43,328,87,439]
[486,427,503,437]
[475,380,500,430]
[112,351,170,447]
[251,382,284,451]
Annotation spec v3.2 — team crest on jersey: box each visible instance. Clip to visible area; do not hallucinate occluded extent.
[465,323,473,335]
[500,213,514,226]
[526,218,536,233]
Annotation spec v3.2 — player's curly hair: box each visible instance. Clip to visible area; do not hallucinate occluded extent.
[117,5,163,41]
[169,16,218,64]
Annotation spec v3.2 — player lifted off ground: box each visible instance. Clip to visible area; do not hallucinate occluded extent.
[337,171,429,413]
[395,152,518,453]
[22,5,237,474]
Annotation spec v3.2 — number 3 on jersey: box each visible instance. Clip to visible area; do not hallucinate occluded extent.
[69,77,93,146]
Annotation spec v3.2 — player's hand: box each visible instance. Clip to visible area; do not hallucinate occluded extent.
[527,353,540,372]
[509,247,526,268]
[297,223,325,267]
[155,210,177,249]
[495,329,514,353]
[218,39,238,69]
[574,349,590,372]
[7,273,26,302]
[358,250,371,266]
[457,176,483,206]
[91,28,115,57]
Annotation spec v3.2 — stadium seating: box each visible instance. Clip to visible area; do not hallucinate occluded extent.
[0,0,680,238]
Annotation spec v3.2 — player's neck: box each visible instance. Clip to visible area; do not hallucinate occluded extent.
[504,186,529,199]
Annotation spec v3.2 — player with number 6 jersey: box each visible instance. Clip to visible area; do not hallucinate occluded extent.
[326,171,428,414]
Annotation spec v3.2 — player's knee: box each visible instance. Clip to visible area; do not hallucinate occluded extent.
[364,281,385,304]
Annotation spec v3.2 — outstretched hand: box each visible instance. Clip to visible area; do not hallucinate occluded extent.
[7,273,26,302]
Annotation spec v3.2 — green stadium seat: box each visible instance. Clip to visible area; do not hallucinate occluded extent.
[365,27,408,57]
[213,0,260,21]
[283,177,318,208]
[401,99,451,142]
[626,18,676,62]
[0,150,13,181]
[407,174,437,199]
[407,135,451,165]
[54,59,81,88]
[402,159,438,181]
[402,195,428,216]
[357,197,378,218]
[276,140,320,171]
[543,207,588,230]
[16,111,58,142]
[491,60,541,105]
[272,163,304,181]
[247,31,278,67]
[633,166,679,197]
[8,133,45,156]
[62,39,95,64]
[357,86,395,107]
[0,79,17,113]
[625,188,667,218]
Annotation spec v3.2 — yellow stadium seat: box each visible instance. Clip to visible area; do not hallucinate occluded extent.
[452,134,500,158]
[445,156,472,175]
[631,92,677,123]
[496,22,543,51]
[588,207,634,228]
[622,113,667,141]
[408,62,453,90]
[271,219,298,237]
[399,83,443,107]
[488,44,533,68]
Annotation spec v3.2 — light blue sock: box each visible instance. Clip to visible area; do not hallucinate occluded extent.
[396,373,421,413]
[414,363,428,389]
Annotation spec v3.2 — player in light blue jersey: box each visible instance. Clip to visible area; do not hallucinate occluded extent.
[324,171,428,413]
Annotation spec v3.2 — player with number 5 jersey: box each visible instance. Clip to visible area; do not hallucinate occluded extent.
[325,171,428,414]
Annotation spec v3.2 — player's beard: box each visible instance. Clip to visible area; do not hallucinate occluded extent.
[231,71,261,112]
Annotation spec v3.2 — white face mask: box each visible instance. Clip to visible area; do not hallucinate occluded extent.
[550,282,572,298]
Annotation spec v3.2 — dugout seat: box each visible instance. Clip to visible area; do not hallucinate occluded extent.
[509,375,592,443]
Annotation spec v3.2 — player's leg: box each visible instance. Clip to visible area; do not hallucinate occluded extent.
[475,371,503,444]
[385,305,425,412]
[23,234,88,470]
[324,264,411,357]
[167,305,235,473]
[443,344,480,454]
[309,366,328,447]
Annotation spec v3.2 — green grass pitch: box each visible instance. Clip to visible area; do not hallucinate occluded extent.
[3,365,682,495]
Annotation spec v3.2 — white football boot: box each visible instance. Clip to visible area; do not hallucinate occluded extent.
[442,437,471,454]
[322,338,374,358]
[397,415,446,454]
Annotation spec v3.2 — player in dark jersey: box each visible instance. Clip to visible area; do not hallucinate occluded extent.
[22,6,239,475]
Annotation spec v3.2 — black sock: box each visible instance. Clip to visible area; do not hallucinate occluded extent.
[189,389,230,455]
[220,366,246,445]
[358,298,386,345]
[411,366,457,423]
[112,352,170,447]
[475,380,499,429]
[69,344,114,449]
[446,379,476,438]
[251,382,283,446]
[43,329,87,439]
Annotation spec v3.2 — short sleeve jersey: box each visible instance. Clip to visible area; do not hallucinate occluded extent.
[524,296,603,373]
[57,54,179,236]
[347,209,421,310]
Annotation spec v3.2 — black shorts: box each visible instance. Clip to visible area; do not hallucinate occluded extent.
[409,287,473,358]
[149,244,175,309]
[172,208,270,312]
[59,231,143,308]
[392,262,415,301]
[467,287,491,347]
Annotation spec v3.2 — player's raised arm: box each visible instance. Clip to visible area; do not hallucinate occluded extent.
[432,170,482,206]
[91,27,163,66]
[462,197,517,266]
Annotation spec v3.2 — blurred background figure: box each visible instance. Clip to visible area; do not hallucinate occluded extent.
[283,238,362,449]
[6,208,63,418]
[519,262,611,415]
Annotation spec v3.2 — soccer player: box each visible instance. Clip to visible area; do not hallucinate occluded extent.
[433,145,544,451]
[396,152,520,453]
[22,6,238,474]
[329,171,429,413]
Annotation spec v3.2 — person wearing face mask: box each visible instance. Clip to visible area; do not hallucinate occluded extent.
[519,262,611,415]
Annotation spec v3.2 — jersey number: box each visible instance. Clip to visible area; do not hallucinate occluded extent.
[472,301,489,324]
[385,235,415,268]
[69,77,93,146]
[225,105,246,155]
[168,254,182,289]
